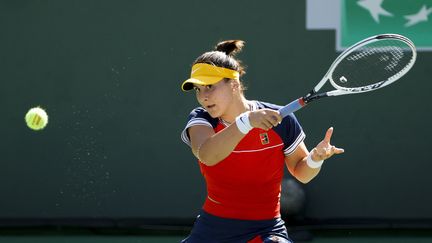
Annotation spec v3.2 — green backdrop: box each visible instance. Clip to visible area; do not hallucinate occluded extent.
[1,0,431,226]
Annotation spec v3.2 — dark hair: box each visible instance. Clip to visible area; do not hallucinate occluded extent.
[193,40,246,77]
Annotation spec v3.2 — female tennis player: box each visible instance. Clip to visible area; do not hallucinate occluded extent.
[180,40,344,243]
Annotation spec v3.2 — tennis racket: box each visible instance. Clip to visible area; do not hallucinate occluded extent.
[279,33,417,118]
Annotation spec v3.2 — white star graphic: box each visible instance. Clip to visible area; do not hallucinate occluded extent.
[404,5,432,27]
[357,0,393,23]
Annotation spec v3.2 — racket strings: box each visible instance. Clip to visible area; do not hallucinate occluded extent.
[331,39,414,91]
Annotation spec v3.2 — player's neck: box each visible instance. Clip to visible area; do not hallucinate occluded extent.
[220,97,250,124]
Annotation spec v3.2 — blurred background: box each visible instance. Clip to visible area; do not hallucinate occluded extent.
[1,0,432,242]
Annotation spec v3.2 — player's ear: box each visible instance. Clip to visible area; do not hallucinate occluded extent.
[230,79,240,91]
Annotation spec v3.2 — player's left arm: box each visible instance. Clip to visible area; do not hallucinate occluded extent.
[285,127,344,184]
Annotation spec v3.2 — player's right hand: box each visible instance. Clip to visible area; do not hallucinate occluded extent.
[248,109,282,131]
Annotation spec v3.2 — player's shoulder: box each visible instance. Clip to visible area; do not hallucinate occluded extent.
[186,106,219,127]
[189,106,209,116]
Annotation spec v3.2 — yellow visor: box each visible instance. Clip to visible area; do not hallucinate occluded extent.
[181,63,240,91]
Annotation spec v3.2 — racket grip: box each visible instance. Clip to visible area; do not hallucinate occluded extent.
[278,98,306,118]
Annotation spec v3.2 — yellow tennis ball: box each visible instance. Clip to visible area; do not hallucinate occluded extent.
[25,107,48,131]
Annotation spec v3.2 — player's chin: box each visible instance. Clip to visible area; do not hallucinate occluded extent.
[204,105,219,117]
[206,110,220,118]
[208,111,223,119]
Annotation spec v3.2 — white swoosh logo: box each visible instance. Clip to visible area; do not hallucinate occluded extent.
[191,67,201,75]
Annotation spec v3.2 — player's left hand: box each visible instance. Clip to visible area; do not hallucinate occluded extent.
[311,127,344,161]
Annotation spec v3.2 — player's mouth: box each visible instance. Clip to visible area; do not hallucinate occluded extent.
[206,104,216,110]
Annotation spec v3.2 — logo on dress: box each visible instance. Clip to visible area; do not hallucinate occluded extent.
[260,133,270,145]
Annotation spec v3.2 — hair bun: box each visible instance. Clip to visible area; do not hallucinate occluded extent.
[215,40,245,56]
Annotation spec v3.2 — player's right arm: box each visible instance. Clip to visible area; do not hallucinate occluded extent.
[188,124,245,166]
[188,109,281,166]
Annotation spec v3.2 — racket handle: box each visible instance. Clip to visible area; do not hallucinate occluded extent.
[279,98,306,118]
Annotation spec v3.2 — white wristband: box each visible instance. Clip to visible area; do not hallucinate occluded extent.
[306,153,324,169]
[235,111,253,134]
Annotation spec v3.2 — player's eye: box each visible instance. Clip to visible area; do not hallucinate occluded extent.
[193,86,200,92]
[205,85,213,90]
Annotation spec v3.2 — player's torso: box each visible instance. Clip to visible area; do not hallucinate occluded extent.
[200,123,285,186]
[199,122,286,220]
[181,100,305,219]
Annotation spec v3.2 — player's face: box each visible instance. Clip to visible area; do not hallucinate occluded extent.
[194,79,234,118]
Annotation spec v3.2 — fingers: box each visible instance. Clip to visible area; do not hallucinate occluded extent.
[262,119,274,130]
[328,146,345,155]
[324,127,344,154]
[249,109,282,130]
[323,127,334,143]
[261,116,279,130]
[310,127,344,161]
[269,110,282,125]
[312,145,344,161]
[332,146,345,154]
[270,114,282,126]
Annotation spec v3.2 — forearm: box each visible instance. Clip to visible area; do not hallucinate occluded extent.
[291,155,321,184]
[198,124,245,166]
[285,143,322,184]
[286,128,344,183]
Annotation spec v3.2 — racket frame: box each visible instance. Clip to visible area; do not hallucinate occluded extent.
[279,34,417,118]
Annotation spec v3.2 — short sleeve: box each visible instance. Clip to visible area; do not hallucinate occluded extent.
[180,107,216,147]
[280,113,305,156]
